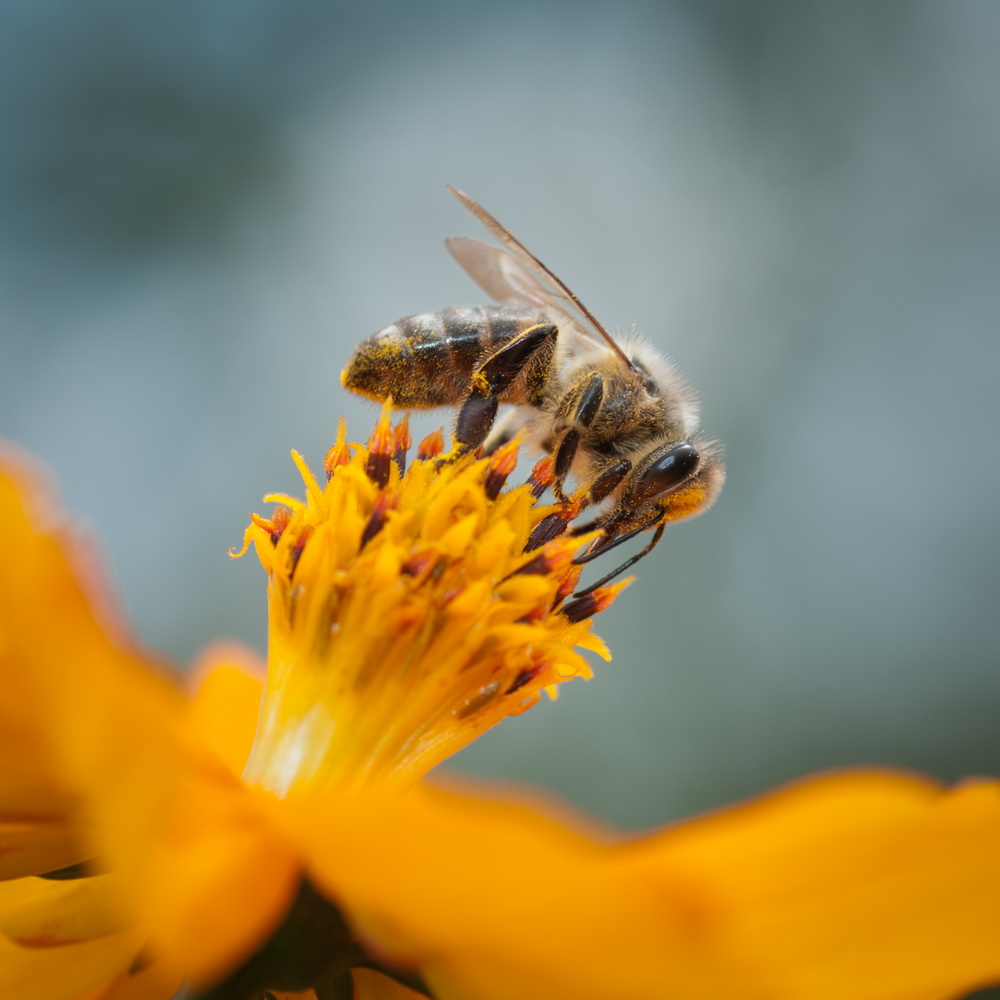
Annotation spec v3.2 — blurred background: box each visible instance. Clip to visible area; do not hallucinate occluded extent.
[2,0,998,836]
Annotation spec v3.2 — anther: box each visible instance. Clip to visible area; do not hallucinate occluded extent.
[417,428,445,461]
[483,439,520,501]
[366,411,395,489]
[561,581,627,623]
[512,535,580,577]
[401,550,436,578]
[552,564,583,608]
[324,419,351,480]
[393,415,411,476]
[506,666,540,694]
[289,525,312,578]
[360,492,393,550]
[524,494,584,552]
[525,512,567,552]
[506,650,550,693]
[528,455,556,499]
[259,505,293,546]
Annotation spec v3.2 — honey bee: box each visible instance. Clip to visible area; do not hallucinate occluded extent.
[342,188,724,588]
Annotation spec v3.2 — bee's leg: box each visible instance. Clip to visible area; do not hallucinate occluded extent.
[572,520,666,598]
[552,372,604,500]
[587,458,631,506]
[454,324,558,452]
[482,409,525,455]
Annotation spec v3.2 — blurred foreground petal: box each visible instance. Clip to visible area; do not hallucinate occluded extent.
[294,772,1000,1000]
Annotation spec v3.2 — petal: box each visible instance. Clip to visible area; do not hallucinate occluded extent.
[0,928,143,1000]
[636,771,1000,1000]
[0,872,128,946]
[0,819,86,882]
[0,450,184,876]
[352,968,429,999]
[187,642,265,778]
[145,780,301,987]
[287,781,715,1000]
[91,961,180,1000]
[290,771,1000,1000]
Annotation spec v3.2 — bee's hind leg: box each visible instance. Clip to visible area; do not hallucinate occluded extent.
[454,323,557,453]
[552,371,604,501]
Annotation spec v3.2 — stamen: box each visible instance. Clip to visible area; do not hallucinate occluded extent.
[289,525,312,578]
[324,419,351,480]
[525,512,567,552]
[393,415,411,476]
[560,580,630,624]
[482,439,520,501]
[528,455,556,498]
[417,428,445,461]
[237,405,627,796]
[525,495,584,552]
[365,402,395,488]
[359,491,393,550]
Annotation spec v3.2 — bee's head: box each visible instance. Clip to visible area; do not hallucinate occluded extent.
[613,439,725,531]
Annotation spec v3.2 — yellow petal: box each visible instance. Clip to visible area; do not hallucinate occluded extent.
[90,960,180,1000]
[636,770,1000,1000]
[0,449,184,878]
[0,928,142,1000]
[0,873,128,946]
[145,779,301,987]
[187,642,265,778]
[0,818,85,882]
[290,771,1000,1000]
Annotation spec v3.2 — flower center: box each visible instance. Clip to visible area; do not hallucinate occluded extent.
[232,404,628,796]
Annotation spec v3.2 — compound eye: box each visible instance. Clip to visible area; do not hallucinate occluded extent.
[632,442,700,506]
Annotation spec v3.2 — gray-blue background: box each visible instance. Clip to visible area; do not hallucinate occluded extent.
[2,0,998,832]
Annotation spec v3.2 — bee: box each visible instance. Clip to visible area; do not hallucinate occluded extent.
[342,187,724,589]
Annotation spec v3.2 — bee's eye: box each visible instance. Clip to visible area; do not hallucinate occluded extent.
[632,443,700,505]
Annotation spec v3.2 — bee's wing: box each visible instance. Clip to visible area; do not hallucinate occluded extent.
[445,236,552,309]
[446,187,634,369]
[446,236,602,356]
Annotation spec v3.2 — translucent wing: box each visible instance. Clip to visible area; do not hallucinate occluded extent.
[445,187,634,369]
[444,236,551,308]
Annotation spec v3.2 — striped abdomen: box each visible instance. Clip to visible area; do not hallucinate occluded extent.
[342,305,545,407]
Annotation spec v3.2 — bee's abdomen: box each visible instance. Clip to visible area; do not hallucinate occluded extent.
[342,305,540,407]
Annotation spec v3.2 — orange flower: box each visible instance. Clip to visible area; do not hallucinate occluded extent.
[2,414,1000,1000]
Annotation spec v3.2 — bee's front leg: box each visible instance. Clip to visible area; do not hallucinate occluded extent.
[551,371,605,501]
[454,324,558,452]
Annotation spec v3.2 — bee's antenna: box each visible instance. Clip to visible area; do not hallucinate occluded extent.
[447,186,636,372]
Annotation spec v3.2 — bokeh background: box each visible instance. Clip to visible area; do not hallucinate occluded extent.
[2,1,998,837]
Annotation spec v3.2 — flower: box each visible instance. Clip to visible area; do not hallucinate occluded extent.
[2,415,1000,1000]
[231,402,622,796]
